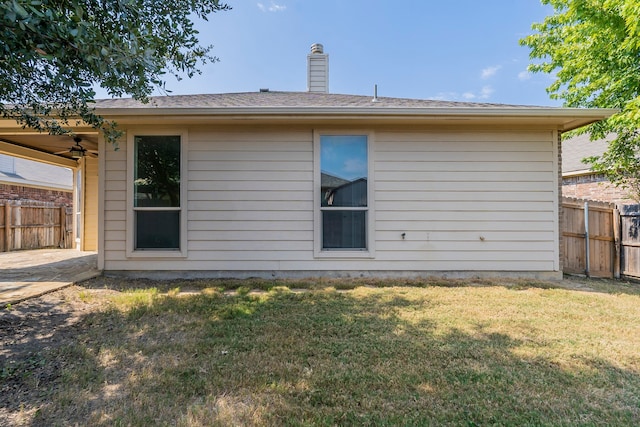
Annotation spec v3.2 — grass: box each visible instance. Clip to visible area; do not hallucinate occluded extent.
[5,278,640,426]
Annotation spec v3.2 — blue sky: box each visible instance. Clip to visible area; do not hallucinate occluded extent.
[96,1,559,106]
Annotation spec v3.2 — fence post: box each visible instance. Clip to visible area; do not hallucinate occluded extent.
[13,201,21,250]
[613,207,621,279]
[3,202,10,252]
[584,201,590,277]
[59,205,66,248]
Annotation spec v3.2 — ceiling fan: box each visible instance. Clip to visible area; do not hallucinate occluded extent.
[55,136,98,158]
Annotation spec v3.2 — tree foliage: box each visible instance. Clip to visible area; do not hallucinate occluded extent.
[0,0,230,143]
[521,0,640,199]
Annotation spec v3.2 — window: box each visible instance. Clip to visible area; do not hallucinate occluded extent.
[128,133,186,256]
[315,133,374,257]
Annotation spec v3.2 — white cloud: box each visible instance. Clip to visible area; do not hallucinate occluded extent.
[269,2,286,11]
[258,2,286,12]
[518,70,532,81]
[479,85,494,99]
[431,91,459,101]
[432,86,494,102]
[481,65,501,79]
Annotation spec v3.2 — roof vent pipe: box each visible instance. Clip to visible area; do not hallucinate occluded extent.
[307,43,329,93]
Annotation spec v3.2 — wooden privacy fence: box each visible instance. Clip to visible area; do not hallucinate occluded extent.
[562,197,640,279]
[618,204,640,278]
[0,200,74,252]
[562,198,619,278]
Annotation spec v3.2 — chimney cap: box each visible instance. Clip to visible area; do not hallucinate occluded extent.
[310,43,324,54]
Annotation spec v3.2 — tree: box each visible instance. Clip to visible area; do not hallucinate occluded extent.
[521,0,640,200]
[0,0,230,144]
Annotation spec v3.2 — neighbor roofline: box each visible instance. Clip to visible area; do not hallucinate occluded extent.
[562,169,599,178]
[0,176,73,192]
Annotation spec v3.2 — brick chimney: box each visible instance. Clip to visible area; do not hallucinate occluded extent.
[307,43,329,93]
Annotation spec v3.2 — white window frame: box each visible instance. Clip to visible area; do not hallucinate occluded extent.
[126,129,188,258]
[313,130,375,258]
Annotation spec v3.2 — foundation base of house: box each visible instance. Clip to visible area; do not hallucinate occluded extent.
[104,270,563,281]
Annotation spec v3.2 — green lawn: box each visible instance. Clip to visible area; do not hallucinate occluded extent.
[3,278,640,426]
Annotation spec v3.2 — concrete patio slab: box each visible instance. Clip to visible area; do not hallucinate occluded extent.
[0,249,100,305]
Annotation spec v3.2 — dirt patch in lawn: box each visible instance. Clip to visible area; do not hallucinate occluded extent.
[0,286,117,425]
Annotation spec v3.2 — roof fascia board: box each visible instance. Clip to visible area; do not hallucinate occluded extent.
[96,106,617,117]
[562,169,598,177]
[96,107,617,132]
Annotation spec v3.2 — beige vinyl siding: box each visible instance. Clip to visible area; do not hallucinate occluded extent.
[102,126,559,274]
[187,129,313,264]
[81,156,99,251]
[308,56,328,93]
[102,145,127,259]
[103,128,315,269]
[373,130,557,271]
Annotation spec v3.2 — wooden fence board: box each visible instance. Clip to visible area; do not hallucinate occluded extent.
[619,204,640,278]
[0,200,73,251]
[0,203,6,252]
[561,198,640,279]
[561,198,615,278]
[562,201,588,275]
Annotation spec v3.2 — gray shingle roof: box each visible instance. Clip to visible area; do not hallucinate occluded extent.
[562,133,612,174]
[0,154,72,190]
[94,91,546,109]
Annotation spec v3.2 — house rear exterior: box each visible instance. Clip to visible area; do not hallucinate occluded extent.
[95,89,612,280]
[0,45,614,278]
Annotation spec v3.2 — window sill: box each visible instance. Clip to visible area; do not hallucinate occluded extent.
[126,249,187,259]
[314,250,375,259]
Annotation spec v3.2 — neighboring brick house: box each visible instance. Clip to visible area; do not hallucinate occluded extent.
[562,133,635,203]
[0,154,73,205]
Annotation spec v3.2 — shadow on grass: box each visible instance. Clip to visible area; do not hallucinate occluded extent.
[2,286,639,426]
